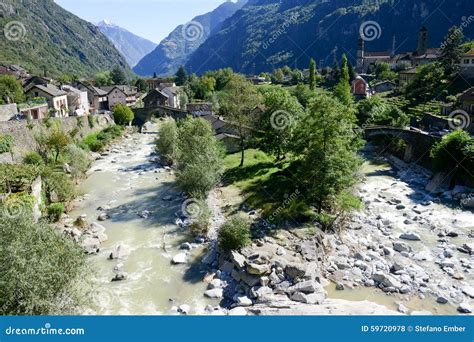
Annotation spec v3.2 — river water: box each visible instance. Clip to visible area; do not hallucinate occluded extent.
[74,133,472,315]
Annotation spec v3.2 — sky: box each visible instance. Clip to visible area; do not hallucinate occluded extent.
[55,0,229,43]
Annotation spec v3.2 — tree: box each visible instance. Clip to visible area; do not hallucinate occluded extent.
[219,75,263,166]
[333,54,352,106]
[111,66,127,85]
[176,117,223,199]
[175,65,188,86]
[348,61,357,82]
[0,214,89,315]
[290,83,317,108]
[46,129,70,162]
[257,87,303,161]
[156,118,178,165]
[374,62,397,81]
[309,58,316,90]
[440,26,464,78]
[94,71,113,86]
[134,78,149,93]
[292,93,363,213]
[0,75,25,104]
[406,63,445,100]
[113,104,134,126]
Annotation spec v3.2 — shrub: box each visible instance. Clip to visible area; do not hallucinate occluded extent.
[0,214,89,314]
[187,201,211,237]
[113,104,134,126]
[218,215,251,252]
[0,135,13,154]
[0,164,42,193]
[43,169,76,203]
[47,203,65,222]
[23,151,44,166]
[88,115,95,128]
[62,144,90,177]
[0,192,35,219]
[156,118,178,165]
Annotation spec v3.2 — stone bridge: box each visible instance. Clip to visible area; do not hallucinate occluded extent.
[133,106,188,126]
[364,126,441,162]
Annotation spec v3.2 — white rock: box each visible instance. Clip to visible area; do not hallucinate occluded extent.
[172,253,188,264]
[461,286,474,299]
[228,307,248,316]
[207,279,223,290]
[178,304,191,314]
[235,296,252,307]
[109,244,130,260]
[204,288,223,299]
[457,302,472,314]
[399,232,421,241]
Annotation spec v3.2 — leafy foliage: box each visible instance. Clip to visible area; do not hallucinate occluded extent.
[218,215,251,252]
[113,104,134,126]
[47,203,65,222]
[0,75,25,104]
[0,135,13,154]
[156,118,178,165]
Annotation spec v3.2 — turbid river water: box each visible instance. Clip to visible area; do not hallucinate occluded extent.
[74,133,472,315]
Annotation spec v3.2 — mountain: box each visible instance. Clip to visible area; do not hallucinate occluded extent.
[97,20,157,68]
[133,0,247,77]
[186,0,474,74]
[0,0,131,78]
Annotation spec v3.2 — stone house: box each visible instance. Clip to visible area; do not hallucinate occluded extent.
[102,85,138,108]
[143,89,169,108]
[158,83,182,109]
[399,68,418,86]
[351,76,372,99]
[25,84,68,117]
[61,85,90,116]
[372,80,396,93]
[460,49,474,79]
[18,102,49,120]
[73,83,109,114]
[187,102,213,117]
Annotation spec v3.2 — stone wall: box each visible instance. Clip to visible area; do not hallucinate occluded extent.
[0,114,114,163]
[0,104,18,122]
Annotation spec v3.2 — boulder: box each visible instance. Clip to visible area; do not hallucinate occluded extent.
[290,291,325,304]
[202,248,217,265]
[399,232,421,241]
[109,244,131,260]
[180,242,192,250]
[457,302,472,314]
[207,279,223,290]
[436,296,448,304]
[287,280,324,294]
[81,237,101,254]
[111,272,128,282]
[234,296,252,307]
[285,263,307,279]
[204,288,223,299]
[98,213,109,221]
[228,307,248,316]
[172,253,187,264]
[90,222,106,233]
[425,172,452,194]
[230,251,246,269]
[461,286,474,299]
[247,263,271,276]
[393,242,411,253]
[372,273,402,289]
[178,304,191,314]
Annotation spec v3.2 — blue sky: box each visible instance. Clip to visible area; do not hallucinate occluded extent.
[55,0,228,43]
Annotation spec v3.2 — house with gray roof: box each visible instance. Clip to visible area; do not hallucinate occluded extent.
[25,84,68,117]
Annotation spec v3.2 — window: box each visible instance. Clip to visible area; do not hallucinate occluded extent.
[464,59,470,64]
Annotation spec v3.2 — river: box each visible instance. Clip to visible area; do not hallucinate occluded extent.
[73,133,472,315]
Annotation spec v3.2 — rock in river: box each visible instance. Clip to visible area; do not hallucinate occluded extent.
[399,232,421,241]
[172,253,188,264]
[204,288,223,299]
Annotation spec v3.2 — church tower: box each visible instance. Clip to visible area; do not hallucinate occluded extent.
[416,26,428,55]
[357,36,365,73]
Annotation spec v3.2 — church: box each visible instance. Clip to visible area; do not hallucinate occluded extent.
[356,27,440,74]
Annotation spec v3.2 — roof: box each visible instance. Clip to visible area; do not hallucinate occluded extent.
[161,86,181,95]
[460,87,474,101]
[90,86,108,96]
[463,48,474,57]
[143,89,169,100]
[364,51,391,58]
[28,84,66,97]
[414,48,440,59]
[102,85,138,96]
[61,85,83,95]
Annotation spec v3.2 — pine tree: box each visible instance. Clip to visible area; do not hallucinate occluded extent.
[175,65,188,86]
[440,26,464,78]
[309,58,316,90]
[333,54,352,106]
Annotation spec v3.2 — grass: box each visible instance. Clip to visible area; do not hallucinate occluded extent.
[223,149,313,224]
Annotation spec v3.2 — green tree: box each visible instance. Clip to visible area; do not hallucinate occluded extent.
[406,63,445,100]
[113,104,134,126]
[134,78,149,93]
[176,117,223,199]
[333,54,352,106]
[292,93,362,213]
[0,75,25,104]
[46,129,71,162]
[94,71,113,86]
[374,62,397,81]
[309,58,316,90]
[111,66,127,85]
[175,65,188,86]
[205,68,234,91]
[440,26,464,78]
[219,75,263,166]
[0,214,89,315]
[257,87,303,161]
[156,118,178,165]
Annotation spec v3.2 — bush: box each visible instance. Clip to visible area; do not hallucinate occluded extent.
[0,214,89,314]
[218,215,251,252]
[113,104,134,126]
[23,151,44,166]
[176,117,224,199]
[88,115,95,128]
[0,134,13,154]
[0,192,35,218]
[0,164,42,193]
[187,200,211,237]
[62,144,90,177]
[80,125,123,152]
[47,203,65,222]
[43,169,76,203]
[156,118,178,165]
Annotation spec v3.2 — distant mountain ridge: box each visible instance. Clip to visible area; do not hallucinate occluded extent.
[133,0,247,77]
[0,0,132,78]
[185,0,474,74]
[97,20,157,68]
